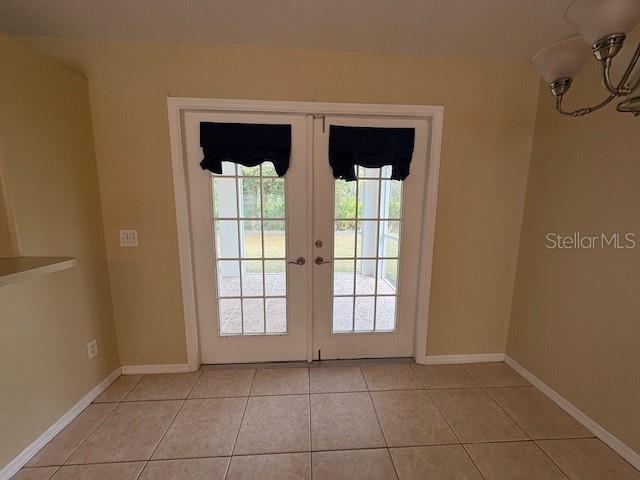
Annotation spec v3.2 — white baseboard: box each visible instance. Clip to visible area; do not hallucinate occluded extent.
[121,363,195,374]
[505,355,640,471]
[417,353,505,365]
[0,367,122,480]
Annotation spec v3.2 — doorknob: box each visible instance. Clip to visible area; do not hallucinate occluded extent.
[314,256,331,265]
[288,256,306,266]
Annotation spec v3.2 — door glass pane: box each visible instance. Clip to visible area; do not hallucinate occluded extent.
[375,296,396,331]
[218,162,236,176]
[240,177,261,218]
[263,178,285,218]
[332,168,402,333]
[264,260,286,296]
[217,260,240,297]
[214,221,239,258]
[219,298,241,335]
[377,259,398,294]
[333,297,353,332]
[379,221,400,257]
[335,181,356,218]
[265,298,286,333]
[213,177,237,217]
[211,164,288,336]
[354,296,375,331]
[243,298,264,333]
[356,220,378,258]
[355,259,376,294]
[240,220,262,258]
[359,166,380,178]
[241,260,263,296]
[357,180,380,219]
[334,259,355,295]
[239,164,260,176]
[261,162,278,177]
[263,221,286,257]
[334,220,356,258]
[381,180,402,219]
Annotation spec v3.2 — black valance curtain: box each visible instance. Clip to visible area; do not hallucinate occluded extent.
[329,126,415,181]
[200,122,291,176]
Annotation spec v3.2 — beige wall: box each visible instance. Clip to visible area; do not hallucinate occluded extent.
[507,62,640,452]
[0,34,119,466]
[21,36,540,365]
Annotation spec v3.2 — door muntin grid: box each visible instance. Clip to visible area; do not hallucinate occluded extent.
[332,165,403,333]
[211,161,288,336]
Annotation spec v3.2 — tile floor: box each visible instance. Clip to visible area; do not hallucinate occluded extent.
[13,361,640,480]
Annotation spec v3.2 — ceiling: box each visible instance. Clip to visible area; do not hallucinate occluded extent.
[0,0,578,58]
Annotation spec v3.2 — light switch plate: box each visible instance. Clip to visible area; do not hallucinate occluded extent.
[119,229,138,247]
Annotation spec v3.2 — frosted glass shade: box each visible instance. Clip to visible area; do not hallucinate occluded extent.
[532,36,591,83]
[567,0,640,45]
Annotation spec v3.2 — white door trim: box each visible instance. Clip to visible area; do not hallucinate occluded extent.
[167,97,444,368]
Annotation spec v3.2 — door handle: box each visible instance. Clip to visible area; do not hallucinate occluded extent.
[314,256,331,265]
[288,256,306,266]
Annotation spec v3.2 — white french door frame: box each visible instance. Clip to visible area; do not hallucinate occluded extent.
[167,97,444,370]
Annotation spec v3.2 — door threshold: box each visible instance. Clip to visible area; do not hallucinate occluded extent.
[202,357,414,370]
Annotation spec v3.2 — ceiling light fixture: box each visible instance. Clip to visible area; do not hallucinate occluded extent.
[532,0,640,117]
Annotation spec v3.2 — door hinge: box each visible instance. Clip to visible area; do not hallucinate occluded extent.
[313,114,326,133]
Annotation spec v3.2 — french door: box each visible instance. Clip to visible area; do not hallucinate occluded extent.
[183,108,431,364]
[185,111,310,363]
[312,115,429,359]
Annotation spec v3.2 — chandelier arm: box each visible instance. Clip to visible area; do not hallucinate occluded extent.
[603,61,621,94]
[555,92,617,117]
[602,41,640,95]
[626,69,640,94]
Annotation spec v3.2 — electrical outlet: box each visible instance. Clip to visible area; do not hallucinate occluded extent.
[87,339,98,359]
[119,229,138,247]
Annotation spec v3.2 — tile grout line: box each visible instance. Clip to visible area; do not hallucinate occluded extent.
[422,390,463,445]
[48,376,143,470]
[223,368,257,480]
[480,383,590,478]
[31,374,145,470]
[419,378,490,479]
[25,363,608,478]
[401,365,468,454]
[460,443,489,480]
[359,366,400,480]
[532,440,573,480]
[478,383,531,441]
[416,366,485,480]
[53,440,557,466]
[118,373,145,403]
[135,369,203,480]
[466,374,533,480]
[475,373,571,479]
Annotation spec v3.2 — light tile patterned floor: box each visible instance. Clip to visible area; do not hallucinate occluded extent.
[13,362,640,480]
